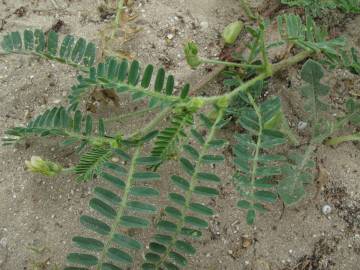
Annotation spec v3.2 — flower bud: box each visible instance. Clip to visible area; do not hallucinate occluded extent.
[216,96,229,109]
[184,42,202,69]
[222,21,243,44]
[25,156,62,176]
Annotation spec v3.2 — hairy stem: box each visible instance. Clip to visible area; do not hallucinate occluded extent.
[325,133,360,146]
[201,58,261,69]
[202,50,313,104]
[127,107,172,138]
[0,51,90,72]
[239,0,257,20]
[247,93,263,211]
[105,106,159,123]
[112,0,125,39]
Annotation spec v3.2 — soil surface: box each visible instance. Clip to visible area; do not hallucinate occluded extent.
[0,1,359,270]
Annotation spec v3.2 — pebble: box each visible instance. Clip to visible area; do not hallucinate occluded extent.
[0,238,8,267]
[200,21,209,29]
[297,121,308,130]
[254,259,270,270]
[322,204,332,215]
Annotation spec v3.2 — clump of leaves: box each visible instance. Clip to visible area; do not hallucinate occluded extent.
[281,0,360,15]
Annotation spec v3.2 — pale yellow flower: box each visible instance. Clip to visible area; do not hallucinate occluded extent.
[25,156,62,176]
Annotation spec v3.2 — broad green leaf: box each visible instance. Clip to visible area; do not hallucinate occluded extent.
[113,233,142,250]
[246,209,256,225]
[141,64,154,88]
[196,172,221,183]
[89,198,116,219]
[237,200,251,209]
[120,215,149,228]
[127,201,156,213]
[180,157,194,176]
[183,144,199,159]
[254,190,277,203]
[157,220,177,232]
[149,242,167,254]
[72,236,104,252]
[94,187,121,205]
[133,172,160,181]
[145,253,161,263]
[128,60,140,85]
[165,206,182,219]
[202,154,224,163]
[101,172,126,189]
[168,193,186,206]
[67,253,98,266]
[107,247,132,264]
[154,68,165,92]
[300,60,330,123]
[175,240,196,255]
[193,186,219,197]
[184,216,208,228]
[169,251,187,267]
[171,175,190,191]
[47,31,58,56]
[189,202,213,216]
[80,215,110,235]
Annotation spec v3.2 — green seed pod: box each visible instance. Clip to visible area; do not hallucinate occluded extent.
[222,21,243,44]
[184,41,202,69]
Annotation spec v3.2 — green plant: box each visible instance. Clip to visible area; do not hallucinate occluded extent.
[281,0,360,15]
[1,2,359,269]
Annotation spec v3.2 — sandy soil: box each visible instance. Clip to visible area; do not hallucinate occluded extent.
[0,0,359,269]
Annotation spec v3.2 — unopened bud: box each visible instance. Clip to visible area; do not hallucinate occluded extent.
[222,21,243,44]
[25,156,62,177]
[184,41,202,69]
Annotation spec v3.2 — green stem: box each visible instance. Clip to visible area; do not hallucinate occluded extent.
[247,94,262,212]
[201,58,261,69]
[154,108,224,269]
[127,107,172,138]
[259,26,272,76]
[96,144,141,270]
[325,133,360,146]
[105,106,159,123]
[202,50,313,104]
[0,50,90,72]
[62,167,75,174]
[112,0,125,39]
[239,0,257,20]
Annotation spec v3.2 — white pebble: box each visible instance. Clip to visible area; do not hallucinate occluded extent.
[297,121,308,130]
[322,204,332,215]
[200,21,209,29]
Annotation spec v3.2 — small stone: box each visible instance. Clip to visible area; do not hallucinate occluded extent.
[200,21,209,29]
[297,121,308,130]
[166,33,174,40]
[241,235,252,248]
[322,204,332,215]
[111,157,120,163]
[254,259,270,270]
[0,238,8,266]
[51,99,61,104]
